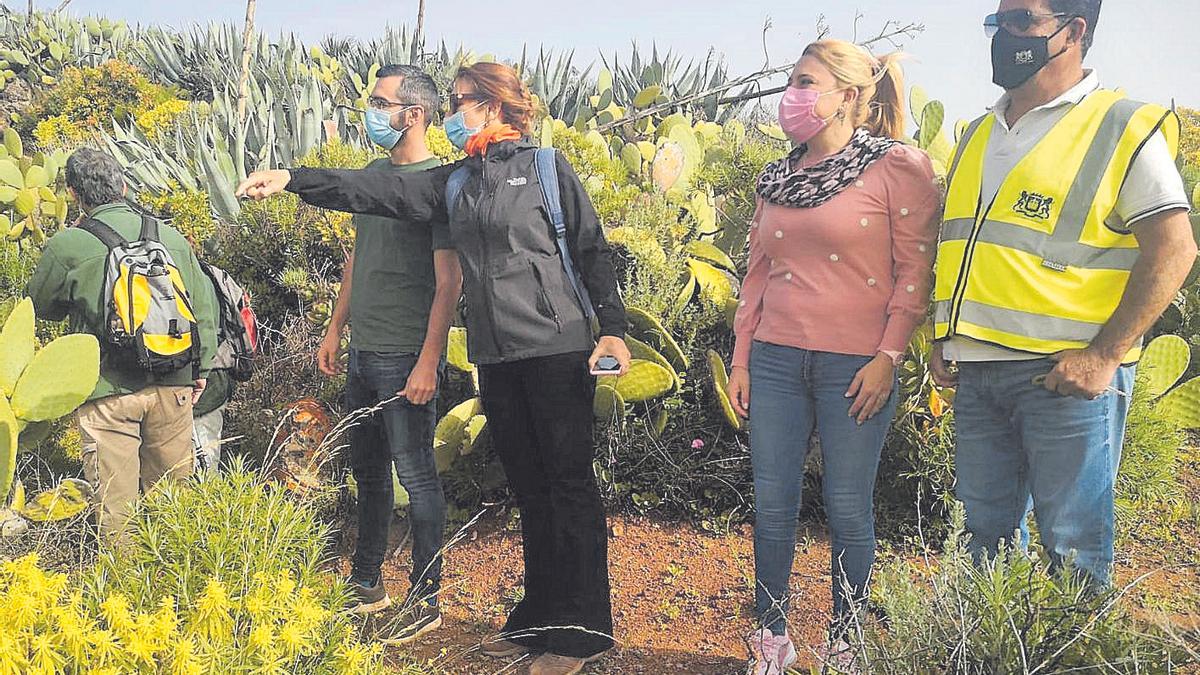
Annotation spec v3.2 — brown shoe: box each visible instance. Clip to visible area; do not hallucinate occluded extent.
[528,651,609,675]
[479,638,529,658]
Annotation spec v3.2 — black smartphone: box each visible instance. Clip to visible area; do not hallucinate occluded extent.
[590,355,620,376]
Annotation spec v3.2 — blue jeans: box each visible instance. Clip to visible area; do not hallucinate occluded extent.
[749,342,897,637]
[346,349,446,601]
[954,358,1134,587]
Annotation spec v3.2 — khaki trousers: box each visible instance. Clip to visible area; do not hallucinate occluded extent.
[78,385,195,539]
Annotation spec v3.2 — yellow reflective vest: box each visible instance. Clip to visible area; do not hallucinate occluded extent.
[933,89,1179,361]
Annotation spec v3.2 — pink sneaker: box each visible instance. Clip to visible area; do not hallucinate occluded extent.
[747,628,798,675]
[815,639,859,674]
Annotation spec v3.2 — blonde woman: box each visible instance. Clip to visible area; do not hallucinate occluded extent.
[727,40,940,673]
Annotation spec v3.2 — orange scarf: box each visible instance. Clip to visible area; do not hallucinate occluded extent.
[465,123,522,157]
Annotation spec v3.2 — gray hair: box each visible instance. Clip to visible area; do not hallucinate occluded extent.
[1048,0,1102,56]
[65,148,126,210]
[376,64,441,127]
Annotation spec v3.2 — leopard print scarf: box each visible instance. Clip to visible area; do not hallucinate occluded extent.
[756,128,901,208]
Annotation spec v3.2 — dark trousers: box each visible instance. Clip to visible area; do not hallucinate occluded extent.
[346,349,446,602]
[478,351,614,658]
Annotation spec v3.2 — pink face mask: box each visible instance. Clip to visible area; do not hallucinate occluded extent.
[778,86,841,144]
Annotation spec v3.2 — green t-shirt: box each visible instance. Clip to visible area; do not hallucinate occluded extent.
[349,156,451,353]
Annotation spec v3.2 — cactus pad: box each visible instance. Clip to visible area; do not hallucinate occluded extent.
[0,297,35,397]
[593,384,625,421]
[626,335,680,391]
[614,359,675,402]
[685,240,737,273]
[446,327,474,373]
[1139,335,1190,399]
[434,397,483,457]
[20,478,91,522]
[1157,377,1200,430]
[0,395,17,505]
[460,415,488,456]
[626,306,689,372]
[707,350,743,431]
[10,334,100,422]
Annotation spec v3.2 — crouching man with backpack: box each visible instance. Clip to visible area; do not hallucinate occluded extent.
[192,260,258,476]
[26,148,218,540]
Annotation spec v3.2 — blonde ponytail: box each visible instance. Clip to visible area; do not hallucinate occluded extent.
[802,40,908,140]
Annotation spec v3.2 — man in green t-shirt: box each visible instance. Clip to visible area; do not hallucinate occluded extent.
[315,65,462,644]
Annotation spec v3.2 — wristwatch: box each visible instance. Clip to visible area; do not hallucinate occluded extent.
[879,350,903,367]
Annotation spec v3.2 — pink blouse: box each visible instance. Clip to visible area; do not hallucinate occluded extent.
[732,144,941,368]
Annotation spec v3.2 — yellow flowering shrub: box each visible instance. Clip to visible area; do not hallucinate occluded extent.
[141,185,216,245]
[28,60,189,147]
[0,555,381,674]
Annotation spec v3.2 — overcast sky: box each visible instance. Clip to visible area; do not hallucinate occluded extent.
[50,0,1200,124]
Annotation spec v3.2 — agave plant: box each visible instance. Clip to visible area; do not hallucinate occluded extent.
[524,48,593,123]
[602,43,752,124]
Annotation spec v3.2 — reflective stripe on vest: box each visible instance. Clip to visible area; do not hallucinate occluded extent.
[933,89,1179,359]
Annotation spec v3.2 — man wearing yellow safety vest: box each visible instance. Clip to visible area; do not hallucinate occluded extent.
[930,0,1195,587]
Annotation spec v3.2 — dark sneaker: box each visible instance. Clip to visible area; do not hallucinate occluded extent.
[347,575,392,615]
[479,637,530,658]
[378,601,443,645]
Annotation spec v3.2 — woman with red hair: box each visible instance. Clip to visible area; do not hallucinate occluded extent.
[238,62,626,675]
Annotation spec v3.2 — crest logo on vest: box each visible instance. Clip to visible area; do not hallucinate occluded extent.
[1014,191,1054,220]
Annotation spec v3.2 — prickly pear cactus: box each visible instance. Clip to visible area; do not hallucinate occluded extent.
[460,415,489,456]
[1157,378,1200,429]
[626,335,680,390]
[0,298,35,397]
[0,395,18,505]
[593,384,626,421]
[434,397,483,458]
[9,333,100,422]
[687,259,738,307]
[446,327,474,373]
[613,360,675,403]
[1139,334,1190,399]
[626,306,689,372]
[684,240,737,274]
[19,478,91,522]
[707,350,743,431]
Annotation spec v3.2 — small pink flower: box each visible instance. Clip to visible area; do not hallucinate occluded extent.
[691,438,705,449]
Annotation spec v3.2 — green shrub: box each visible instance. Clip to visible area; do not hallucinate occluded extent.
[82,465,383,674]
[851,507,1187,674]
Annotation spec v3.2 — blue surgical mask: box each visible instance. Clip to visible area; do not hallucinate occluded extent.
[444,101,485,150]
[365,107,413,150]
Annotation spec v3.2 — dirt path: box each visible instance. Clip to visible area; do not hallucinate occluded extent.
[359,516,836,674]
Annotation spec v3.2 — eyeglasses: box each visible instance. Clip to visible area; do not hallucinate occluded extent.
[448,92,486,113]
[367,96,420,111]
[983,9,1070,37]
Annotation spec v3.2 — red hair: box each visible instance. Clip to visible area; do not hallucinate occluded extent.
[455,62,536,136]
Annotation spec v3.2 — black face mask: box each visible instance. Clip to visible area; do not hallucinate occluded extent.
[990,20,1073,90]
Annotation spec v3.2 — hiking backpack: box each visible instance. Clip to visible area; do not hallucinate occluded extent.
[199,261,258,382]
[445,146,597,322]
[79,214,201,378]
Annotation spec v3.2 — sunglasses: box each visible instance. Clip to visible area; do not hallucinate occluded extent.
[448,92,486,113]
[983,9,1071,37]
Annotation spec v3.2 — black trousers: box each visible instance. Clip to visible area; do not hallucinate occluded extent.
[478,351,614,658]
